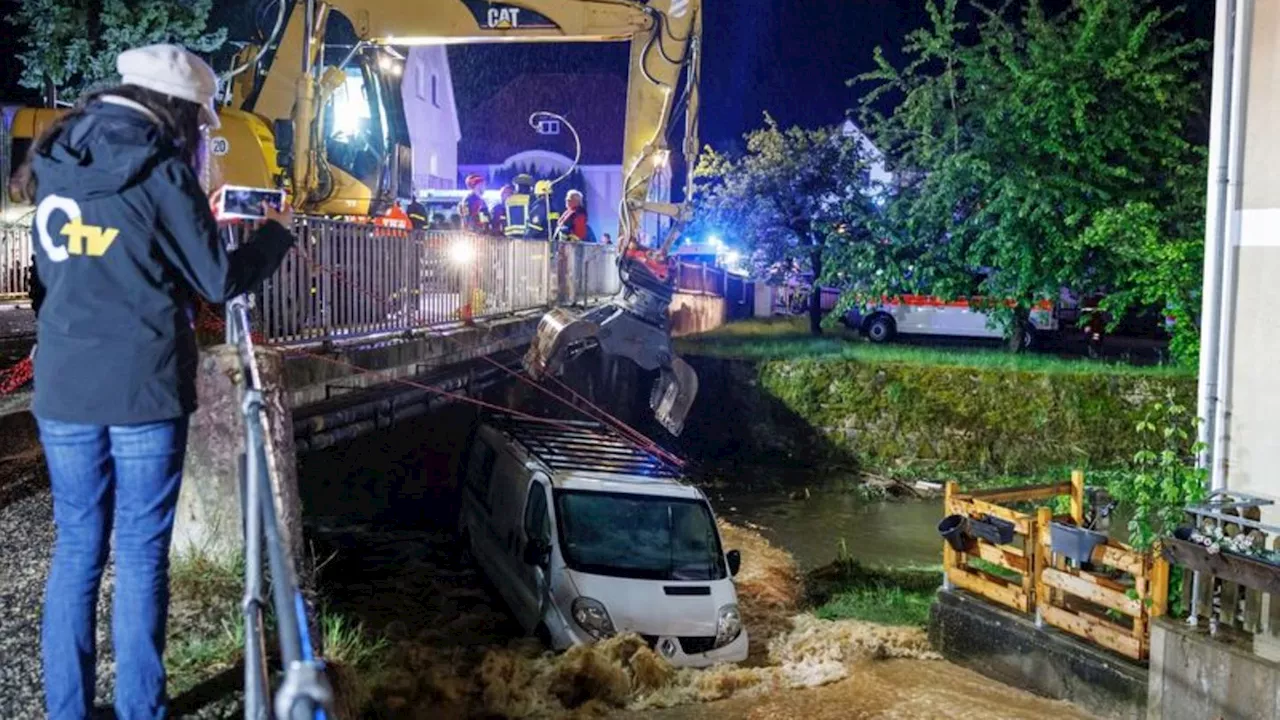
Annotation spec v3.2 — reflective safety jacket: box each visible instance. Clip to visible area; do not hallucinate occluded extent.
[556,206,589,242]
[458,193,490,232]
[504,193,529,237]
[406,200,429,230]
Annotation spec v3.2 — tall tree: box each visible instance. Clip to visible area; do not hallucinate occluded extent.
[12,0,226,103]
[693,115,882,335]
[857,0,1207,358]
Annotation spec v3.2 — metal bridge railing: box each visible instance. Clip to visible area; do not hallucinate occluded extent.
[223,223,335,720]
[673,259,732,297]
[255,221,566,347]
[4,217,755,343]
[1,223,32,303]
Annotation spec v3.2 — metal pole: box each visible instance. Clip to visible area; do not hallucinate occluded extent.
[1196,0,1236,472]
[228,291,333,719]
[1210,0,1254,494]
[242,417,270,720]
[302,0,315,76]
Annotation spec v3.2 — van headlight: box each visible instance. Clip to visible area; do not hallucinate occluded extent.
[571,597,615,640]
[715,604,742,648]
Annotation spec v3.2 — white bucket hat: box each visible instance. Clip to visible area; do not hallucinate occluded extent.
[116,44,221,130]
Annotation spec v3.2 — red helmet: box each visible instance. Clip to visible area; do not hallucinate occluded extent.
[465,174,485,189]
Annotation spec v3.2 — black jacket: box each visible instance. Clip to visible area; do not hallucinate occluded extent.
[28,100,295,425]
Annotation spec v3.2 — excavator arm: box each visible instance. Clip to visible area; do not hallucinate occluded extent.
[246,1,703,434]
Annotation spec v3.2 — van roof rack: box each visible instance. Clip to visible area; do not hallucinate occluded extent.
[488,415,683,480]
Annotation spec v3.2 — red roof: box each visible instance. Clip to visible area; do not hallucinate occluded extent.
[458,73,626,166]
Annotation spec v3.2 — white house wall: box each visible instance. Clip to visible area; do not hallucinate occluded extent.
[403,47,461,192]
[841,119,893,188]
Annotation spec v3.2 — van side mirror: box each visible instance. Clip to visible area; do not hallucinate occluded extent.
[523,538,551,568]
[726,550,741,578]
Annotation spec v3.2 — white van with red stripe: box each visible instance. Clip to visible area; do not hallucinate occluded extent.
[844,295,1060,348]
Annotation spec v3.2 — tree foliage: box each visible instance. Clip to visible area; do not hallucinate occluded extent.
[11,0,226,101]
[856,0,1207,360]
[692,115,883,335]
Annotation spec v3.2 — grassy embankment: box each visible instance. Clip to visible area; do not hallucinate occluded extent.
[165,550,388,715]
[675,316,1190,377]
[676,317,1195,490]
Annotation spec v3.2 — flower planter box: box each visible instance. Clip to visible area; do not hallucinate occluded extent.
[1049,522,1109,565]
[1161,532,1280,597]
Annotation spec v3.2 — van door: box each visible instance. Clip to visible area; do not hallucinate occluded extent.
[461,436,500,572]
[512,478,553,632]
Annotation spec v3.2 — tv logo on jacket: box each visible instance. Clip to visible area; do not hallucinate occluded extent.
[35,195,120,262]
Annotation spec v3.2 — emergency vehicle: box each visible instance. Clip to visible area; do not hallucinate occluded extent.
[843,296,1063,349]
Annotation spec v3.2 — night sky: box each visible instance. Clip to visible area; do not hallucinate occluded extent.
[1,0,1214,147]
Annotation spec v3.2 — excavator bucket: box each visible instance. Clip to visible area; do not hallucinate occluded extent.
[524,307,601,379]
[650,356,698,436]
[522,256,700,436]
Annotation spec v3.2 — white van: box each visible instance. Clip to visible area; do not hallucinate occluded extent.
[843,295,1060,348]
[458,416,748,667]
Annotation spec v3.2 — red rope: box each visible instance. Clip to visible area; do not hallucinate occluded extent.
[0,356,33,396]
[294,350,595,434]
[285,240,687,468]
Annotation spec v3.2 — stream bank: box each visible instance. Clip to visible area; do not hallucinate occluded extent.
[295,410,1095,718]
[676,335,1195,482]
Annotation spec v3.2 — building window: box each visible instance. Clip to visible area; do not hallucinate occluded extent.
[536,119,561,136]
[431,75,440,108]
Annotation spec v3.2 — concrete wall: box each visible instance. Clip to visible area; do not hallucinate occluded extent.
[1148,618,1280,719]
[669,293,726,338]
[403,47,460,192]
[1224,2,1280,505]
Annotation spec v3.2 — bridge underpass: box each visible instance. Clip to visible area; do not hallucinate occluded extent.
[0,215,765,716]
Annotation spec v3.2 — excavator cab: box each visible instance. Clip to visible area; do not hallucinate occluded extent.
[523,245,698,436]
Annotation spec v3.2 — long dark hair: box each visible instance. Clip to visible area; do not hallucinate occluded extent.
[13,84,206,203]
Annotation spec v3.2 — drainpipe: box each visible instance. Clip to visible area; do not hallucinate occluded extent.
[1196,0,1235,472]
[1209,0,1254,494]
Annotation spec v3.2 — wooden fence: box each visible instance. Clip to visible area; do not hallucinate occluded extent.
[943,471,1169,661]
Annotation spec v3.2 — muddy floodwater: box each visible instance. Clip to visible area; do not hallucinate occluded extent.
[712,486,943,570]
[623,659,1096,719]
[299,415,1093,718]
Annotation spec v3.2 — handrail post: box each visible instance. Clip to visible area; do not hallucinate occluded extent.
[241,383,269,720]
[228,288,334,720]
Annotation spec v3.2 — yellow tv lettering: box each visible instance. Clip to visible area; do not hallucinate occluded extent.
[60,217,120,257]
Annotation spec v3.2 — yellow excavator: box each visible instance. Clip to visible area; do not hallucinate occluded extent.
[5,0,703,434]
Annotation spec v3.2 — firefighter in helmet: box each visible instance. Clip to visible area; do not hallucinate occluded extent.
[458,173,490,233]
[504,174,537,239]
[491,183,515,235]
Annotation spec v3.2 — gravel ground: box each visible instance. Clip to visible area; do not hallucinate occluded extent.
[0,417,241,719]
[0,488,119,718]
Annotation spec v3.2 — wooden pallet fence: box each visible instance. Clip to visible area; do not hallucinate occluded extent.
[943,471,1169,662]
[943,480,1073,614]
[1034,501,1169,661]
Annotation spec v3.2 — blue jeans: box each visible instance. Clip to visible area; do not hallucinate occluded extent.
[38,417,190,720]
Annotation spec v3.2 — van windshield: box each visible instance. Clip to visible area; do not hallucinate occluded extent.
[554,490,726,581]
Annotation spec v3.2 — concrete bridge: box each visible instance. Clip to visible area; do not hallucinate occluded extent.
[1,218,756,424]
[0,219,755,561]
